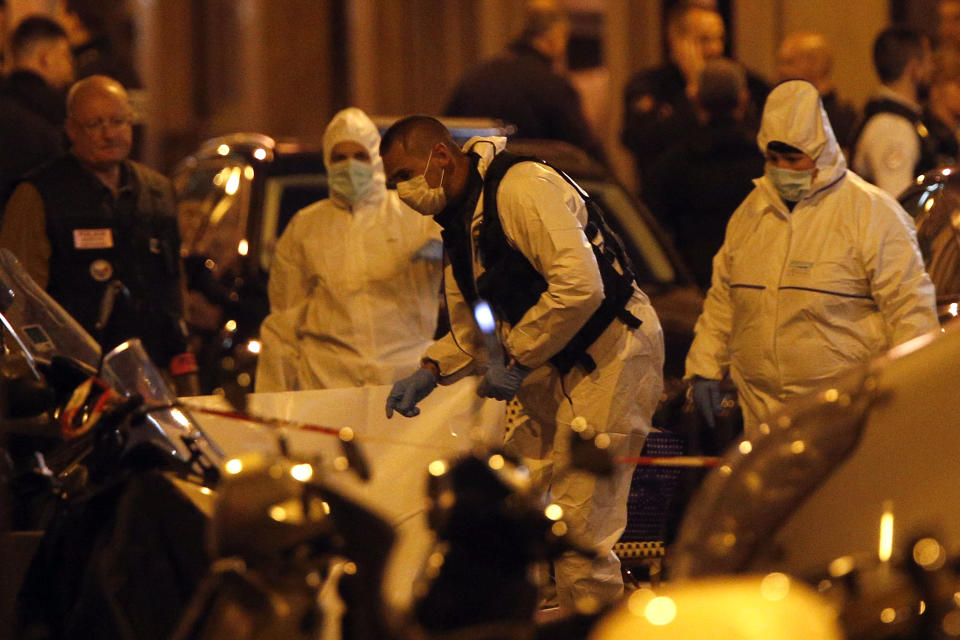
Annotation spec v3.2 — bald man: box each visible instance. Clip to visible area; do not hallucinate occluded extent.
[777,31,858,151]
[0,75,195,386]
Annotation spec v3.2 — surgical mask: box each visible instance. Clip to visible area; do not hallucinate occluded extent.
[396,149,446,216]
[328,158,375,206]
[766,165,815,203]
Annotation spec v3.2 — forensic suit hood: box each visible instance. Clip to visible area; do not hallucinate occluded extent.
[685,80,938,437]
[757,80,847,201]
[322,107,387,208]
[255,108,442,391]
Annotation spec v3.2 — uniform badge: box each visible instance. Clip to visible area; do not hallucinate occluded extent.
[73,228,114,249]
[89,259,114,282]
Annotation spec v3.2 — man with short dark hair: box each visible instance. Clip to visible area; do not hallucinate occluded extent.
[380,115,665,613]
[0,15,75,205]
[687,81,938,438]
[443,1,605,163]
[0,76,195,388]
[853,27,934,196]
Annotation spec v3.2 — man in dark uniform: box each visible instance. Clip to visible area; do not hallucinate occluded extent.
[643,59,764,292]
[443,2,606,164]
[0,16,75,206]
[621,2,768,188]
[0,75,196,387]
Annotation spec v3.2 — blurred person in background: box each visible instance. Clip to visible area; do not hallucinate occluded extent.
[443,0,606,164]
[939,0,960,50]
[0,15,74,206]
[621,1,769,189]
[643,58,763,292]
[922,47,960,164]
[55,0,139,87]
[687,80,937,439]
[255,108,443,392]
[0,0,7,71]
[852,27,935,197]
[777,31,858,157]
[0,75,197,392]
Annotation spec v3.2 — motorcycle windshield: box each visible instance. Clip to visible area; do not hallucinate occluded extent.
[101,338,223,465]
[0,249,101,377]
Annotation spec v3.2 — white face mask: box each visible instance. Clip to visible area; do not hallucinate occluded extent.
[766,165,815,203]
[328,158,375,206]
[396,148,446,216]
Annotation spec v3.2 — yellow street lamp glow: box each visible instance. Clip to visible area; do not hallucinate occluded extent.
[290,463,314,482]
[879,501,894,562]
[545,503,564,521]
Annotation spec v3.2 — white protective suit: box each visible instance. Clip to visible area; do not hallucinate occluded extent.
[255,108,442,391]
[425,136,665,611]
[685,81,938,438]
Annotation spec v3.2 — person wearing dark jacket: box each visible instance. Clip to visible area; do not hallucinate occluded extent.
[643,59,764,291]
[0,76,195,389]
[621,3,768,188]
[0,15,75,206]
[443,2,606,163]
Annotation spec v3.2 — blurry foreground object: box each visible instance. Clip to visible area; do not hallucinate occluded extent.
[589,575,842,640]
[673,316,960,639]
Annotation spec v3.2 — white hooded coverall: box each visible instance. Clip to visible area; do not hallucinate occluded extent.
[425,136,665,611]
[685,81,938,438]
[255,108,442,391]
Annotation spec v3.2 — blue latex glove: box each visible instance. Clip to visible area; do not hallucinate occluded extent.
[477,363,532,402]
[690,377,723,429]
[386,367,438,418]
[412,238,444,262]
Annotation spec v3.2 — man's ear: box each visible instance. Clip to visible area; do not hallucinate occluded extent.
[432,142,453,167]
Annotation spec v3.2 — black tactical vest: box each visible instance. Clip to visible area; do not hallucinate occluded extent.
[28,154,184,363]
[438,150,640,375]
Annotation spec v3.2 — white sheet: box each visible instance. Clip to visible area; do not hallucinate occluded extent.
[183,377,506,611]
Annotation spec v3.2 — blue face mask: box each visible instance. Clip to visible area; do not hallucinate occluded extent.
[328,158,375,206]
[766,165,815,203]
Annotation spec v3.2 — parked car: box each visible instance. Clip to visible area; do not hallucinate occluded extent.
[898,167,960,324]
[670,315,960,640]
[171,127,703,411]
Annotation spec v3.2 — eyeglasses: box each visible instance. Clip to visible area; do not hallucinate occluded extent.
[75,115,134,133]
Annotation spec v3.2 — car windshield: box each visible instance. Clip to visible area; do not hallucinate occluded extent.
[174,160,254,279]
[259,173,329,271]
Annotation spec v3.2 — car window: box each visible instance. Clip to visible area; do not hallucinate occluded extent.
[174,161,254,279]
[259,174,329,272]
[580,180,677,285]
